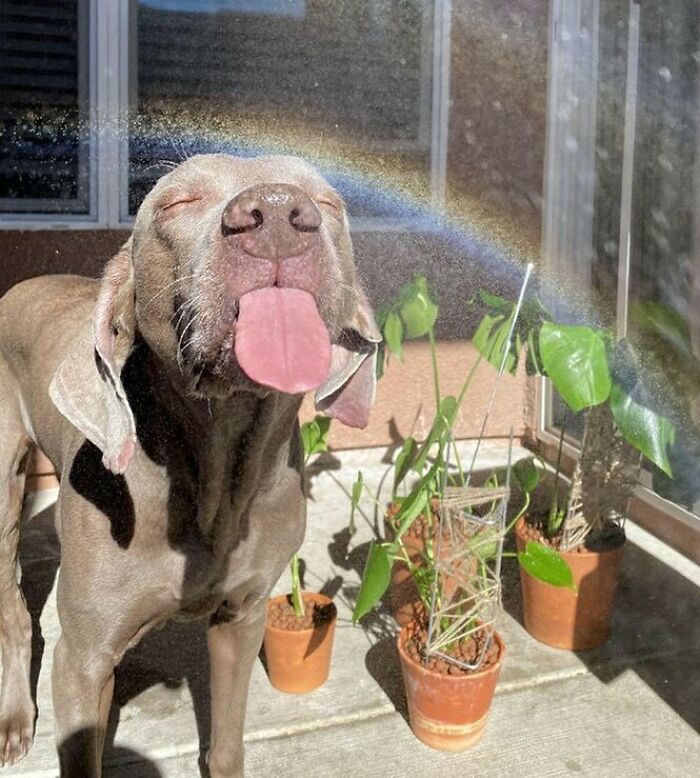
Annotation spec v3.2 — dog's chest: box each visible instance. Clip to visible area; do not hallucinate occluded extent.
[165,518,291,622]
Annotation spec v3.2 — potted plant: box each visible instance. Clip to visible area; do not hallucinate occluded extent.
[349,275,570,750]
[473,291,676,649]
[263,415,338,693]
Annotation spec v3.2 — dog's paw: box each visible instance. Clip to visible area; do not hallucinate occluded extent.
[0,705,35,767]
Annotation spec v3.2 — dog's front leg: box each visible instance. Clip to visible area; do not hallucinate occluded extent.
[52,635,116,778]
[206,603,266,778]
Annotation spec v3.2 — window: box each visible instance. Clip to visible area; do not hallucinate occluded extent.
[541,0,700,524]
[0,0,92,217]
[0,0,445,228]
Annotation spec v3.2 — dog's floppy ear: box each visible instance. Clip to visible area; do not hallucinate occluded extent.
[49,239,137,474]
[315,286,381,428]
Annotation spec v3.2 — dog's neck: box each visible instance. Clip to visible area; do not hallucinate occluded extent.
[122,339,303,553]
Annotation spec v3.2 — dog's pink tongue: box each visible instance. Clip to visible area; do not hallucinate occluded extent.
[235,287,332,394]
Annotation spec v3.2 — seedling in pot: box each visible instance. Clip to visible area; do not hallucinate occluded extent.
[285,414,333,617]
[262,415,337,694]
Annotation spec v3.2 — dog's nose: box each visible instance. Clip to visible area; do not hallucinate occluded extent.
[221,184,322,260]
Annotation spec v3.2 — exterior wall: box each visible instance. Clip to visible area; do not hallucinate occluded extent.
[0,230,129,297]
[301,339,529,449]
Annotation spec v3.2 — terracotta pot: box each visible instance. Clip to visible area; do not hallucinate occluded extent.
[397,624,505,751]
[390,557,425,626]
[515,517,625,650]
[263,592,337,694]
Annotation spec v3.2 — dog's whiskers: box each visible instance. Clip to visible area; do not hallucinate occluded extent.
[143,275,200,310]
[176,309,205,372]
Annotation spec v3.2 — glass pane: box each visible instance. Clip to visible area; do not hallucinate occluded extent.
[551,0,700,516]
[0,0,91,214]
[128,0,434,220]
[626,0,700,512]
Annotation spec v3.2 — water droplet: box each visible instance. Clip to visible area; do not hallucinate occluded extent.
[651,207,669,229]
[604,240,618,256]
[658,154,674,172]
[658,66,672,82]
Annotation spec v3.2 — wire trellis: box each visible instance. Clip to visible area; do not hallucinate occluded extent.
[424,458,512,671]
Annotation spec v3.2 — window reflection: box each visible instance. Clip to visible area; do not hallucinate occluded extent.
[129,0,434,218]
[0,0,90,214]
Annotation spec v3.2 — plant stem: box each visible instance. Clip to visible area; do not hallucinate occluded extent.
[428,327,441,413]
[457,353,483,408]
[290,553,305,618]
[549,425,566,536]
[506,491,530,535]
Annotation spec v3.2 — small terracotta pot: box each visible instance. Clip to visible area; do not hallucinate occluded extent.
[263,592,337,694]
[397,624,505,751]
[515,517,625,650]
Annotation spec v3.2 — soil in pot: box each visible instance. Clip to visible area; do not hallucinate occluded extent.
[263,592,337,693]
[397,619,505,751]
[515,516,625,650]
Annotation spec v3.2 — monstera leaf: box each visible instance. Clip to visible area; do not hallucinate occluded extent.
[610,384,675,477]
[539,322,612,412]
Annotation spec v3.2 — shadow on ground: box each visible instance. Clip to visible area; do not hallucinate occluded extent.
[502,534,700,734]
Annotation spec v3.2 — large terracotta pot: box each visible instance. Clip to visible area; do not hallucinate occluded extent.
[263,592,337,693]
[397,624,505,752]
[515,517,625,650]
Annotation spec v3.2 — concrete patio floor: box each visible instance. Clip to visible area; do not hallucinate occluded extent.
[8,442,700,777]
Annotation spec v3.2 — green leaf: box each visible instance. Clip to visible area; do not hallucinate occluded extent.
[526,327,543,376]
[472,289,551,376]
[472,312,519,374]
[513,458,540,495]
[413,396,459,473]
[383,310,404,360]
[393,487,429,540]
[476,290,515,316]
[393,437,418,494]
[349,470,364,535]
[468,530,499,562]
[351,471,364,510]
[629,301,692,358]
[539,322,612,412]
[300,415,332,459]
[610,383,676,477]
[399,277,438,338]
[352,542,392,622]
[518,541,575,589]
[412,565,436,605]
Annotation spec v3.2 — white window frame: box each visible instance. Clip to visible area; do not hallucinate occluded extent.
[1,0,451,232]
[538,0,700,544]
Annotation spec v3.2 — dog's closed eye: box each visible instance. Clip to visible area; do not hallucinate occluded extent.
[160,196,202,212]
[316,193,344,216]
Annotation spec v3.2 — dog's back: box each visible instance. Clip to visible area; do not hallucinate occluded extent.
[0,275,97,362]
[0,275,99,485]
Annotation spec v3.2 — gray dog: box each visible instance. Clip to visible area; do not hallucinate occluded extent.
[0,154,379,776]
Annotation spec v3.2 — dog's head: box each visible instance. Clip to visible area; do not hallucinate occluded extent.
[51,154,380,474]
